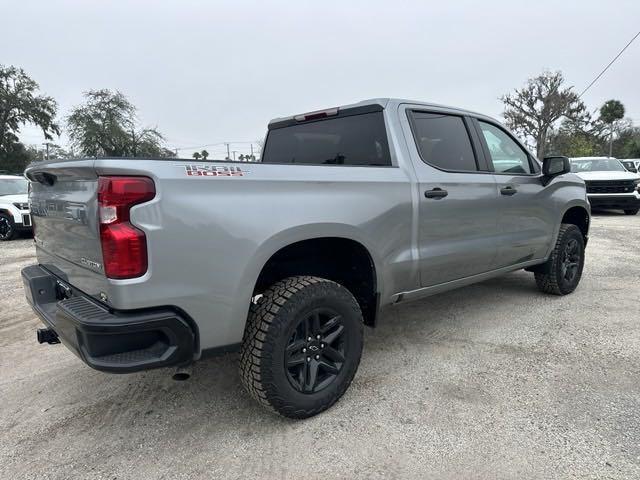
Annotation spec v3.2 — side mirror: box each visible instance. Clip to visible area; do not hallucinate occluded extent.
[542,156,571,178]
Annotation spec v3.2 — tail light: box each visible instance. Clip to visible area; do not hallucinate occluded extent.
[98,176,155,279]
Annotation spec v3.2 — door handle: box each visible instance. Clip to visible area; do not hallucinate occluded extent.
[500,186,517,196]
[424,188,448,199]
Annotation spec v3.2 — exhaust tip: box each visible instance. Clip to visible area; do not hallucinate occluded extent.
[172,365,192,381]
[37,328,60,345]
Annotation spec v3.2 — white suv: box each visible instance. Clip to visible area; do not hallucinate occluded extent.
[0,175,32,240]
[570,157,640,215]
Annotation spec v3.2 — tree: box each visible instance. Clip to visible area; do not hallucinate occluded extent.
[192,151,201,160]
[238,154,245,161]
[501,71,587,159]
[611,125,640,158]
[0,141,35,174]
[0,65,60,173]
[546,122,599,158]
[200,149,209,160]
[0,65,60,153]
[599,100,625,157]
[67,89,169,158]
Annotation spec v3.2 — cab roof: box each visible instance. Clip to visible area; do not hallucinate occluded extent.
[267,98,498,128]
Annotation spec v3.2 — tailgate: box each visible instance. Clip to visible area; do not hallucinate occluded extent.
[26,160,109,297]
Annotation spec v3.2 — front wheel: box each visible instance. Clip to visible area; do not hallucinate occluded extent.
[0,213,16,241]
[624,208,639,215]
[534,224,585,295]
[240,276,363,418]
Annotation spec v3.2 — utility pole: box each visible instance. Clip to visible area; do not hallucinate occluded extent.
[225,143,230,160]
[42,142,52,160]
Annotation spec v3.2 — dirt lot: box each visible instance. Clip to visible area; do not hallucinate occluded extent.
[1,213,639,480]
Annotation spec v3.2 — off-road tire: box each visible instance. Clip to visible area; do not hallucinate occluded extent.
[239,276,363,419]
[534,224,585,295]
[0,213,16,241]
[624,208,639,215]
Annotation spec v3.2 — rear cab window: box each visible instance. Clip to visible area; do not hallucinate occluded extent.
[261,111,391,166]
[407,111,479,172]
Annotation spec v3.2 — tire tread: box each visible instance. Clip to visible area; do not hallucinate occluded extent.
[239,275,362,418]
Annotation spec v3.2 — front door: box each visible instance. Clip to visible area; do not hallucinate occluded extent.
[473,119,556,267]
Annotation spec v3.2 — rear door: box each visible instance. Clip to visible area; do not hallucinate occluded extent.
[400,106,500,287]
[472,119,556,267]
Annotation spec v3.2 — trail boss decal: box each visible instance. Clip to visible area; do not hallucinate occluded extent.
[181,164,247,177]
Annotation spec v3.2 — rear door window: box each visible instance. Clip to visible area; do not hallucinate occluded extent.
[261,112,391,166]
[408,111,478,172]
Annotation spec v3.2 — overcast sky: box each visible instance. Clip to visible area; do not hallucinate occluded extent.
[2,0,639,159]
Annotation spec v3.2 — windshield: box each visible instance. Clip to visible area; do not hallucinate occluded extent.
[570,159,626,173]
[0,178,28,196]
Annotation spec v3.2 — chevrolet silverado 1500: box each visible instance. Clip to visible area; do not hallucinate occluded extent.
[22,98,590,418]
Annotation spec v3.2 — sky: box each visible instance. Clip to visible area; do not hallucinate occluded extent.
[2,0,639,159]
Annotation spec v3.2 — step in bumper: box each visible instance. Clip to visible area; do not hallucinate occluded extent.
[21,264,196,373]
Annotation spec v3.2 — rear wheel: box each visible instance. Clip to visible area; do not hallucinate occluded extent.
[534,224,585,295]
[0,213,16,241]
[624,208,639,215]
[240,276,363,418]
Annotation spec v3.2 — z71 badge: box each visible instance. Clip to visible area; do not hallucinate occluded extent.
[182,164,247,177]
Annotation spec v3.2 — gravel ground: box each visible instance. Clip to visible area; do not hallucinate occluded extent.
[1,213,639,480]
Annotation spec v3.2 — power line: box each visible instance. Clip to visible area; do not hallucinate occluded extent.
[579,29,640,98]
[174,140,260,151]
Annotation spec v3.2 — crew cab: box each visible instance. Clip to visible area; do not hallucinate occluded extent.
[570,157,640,215]
[0,174,32,241]
[22,98,590,418]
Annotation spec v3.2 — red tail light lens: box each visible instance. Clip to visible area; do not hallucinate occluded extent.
[98,176,155,279]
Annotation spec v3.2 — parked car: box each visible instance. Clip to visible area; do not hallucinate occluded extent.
[0,174,32,241]
[22,98,591,418]
[570,157,640,215]
[620,159,640,173]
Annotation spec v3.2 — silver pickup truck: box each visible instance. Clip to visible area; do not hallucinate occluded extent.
[22,98,590,418]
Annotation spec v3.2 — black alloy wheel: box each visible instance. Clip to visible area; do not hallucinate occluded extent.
[0,214,15,241]
[284,308,347,394]
[560,238,580,284]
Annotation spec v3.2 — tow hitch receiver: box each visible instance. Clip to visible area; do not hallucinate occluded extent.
[37,328,60,345]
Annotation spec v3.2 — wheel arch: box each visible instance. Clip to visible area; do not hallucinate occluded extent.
[561,204,590,242]
[243,224,382,327]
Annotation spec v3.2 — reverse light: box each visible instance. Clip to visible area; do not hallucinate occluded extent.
[97,176,155,279]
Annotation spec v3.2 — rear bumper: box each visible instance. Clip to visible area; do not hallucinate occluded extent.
[587,194,640,210]
[21,264,196,373]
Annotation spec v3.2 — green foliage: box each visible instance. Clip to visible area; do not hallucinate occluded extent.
[0,65,60,154]
[0,65,60,173]
[599,100,625,125]
[613,127,640,158]
[192,151,201,160]
[501,71,587,159]
[200,149,209,160]
[547,128,598,157]
[67,89,170,158]
[0,141,35,174]
[547,115,640,159]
